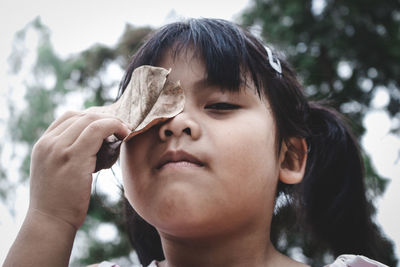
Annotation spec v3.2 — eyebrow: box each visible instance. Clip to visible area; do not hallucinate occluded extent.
[192,78,210,90]
[192,78,226,92]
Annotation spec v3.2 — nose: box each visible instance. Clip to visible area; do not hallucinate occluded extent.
[158,111,201,141]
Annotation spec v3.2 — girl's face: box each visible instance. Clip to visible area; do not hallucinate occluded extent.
[120,49,282,238]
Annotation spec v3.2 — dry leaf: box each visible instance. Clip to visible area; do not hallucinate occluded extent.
[88,65,185,171]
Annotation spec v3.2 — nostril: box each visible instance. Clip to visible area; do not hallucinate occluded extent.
[163,128,192,137]
[165,129,173,137]
[183,128,191,135]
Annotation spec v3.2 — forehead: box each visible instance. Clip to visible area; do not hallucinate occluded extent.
[157,47,261,98]
[158,49,206,84]
[156,50,273,119]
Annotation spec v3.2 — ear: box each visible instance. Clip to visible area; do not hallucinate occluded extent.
[279,137,308,184]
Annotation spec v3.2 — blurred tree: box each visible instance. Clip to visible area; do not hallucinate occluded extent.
[241,0,399,266]
[7,17,153,266]
[6,1,399,264]
[0,151,7,200]
[241,0,400,135]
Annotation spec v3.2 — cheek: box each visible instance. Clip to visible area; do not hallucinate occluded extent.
[120,133,154,209]
[120,142,140,202]
[215,119,279,197]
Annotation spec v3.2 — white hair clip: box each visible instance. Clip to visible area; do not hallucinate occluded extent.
[265,46,282,75]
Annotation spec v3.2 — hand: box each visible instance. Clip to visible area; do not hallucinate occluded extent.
[28,111,131,230]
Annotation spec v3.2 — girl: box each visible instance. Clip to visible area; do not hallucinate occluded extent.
[4,18,391,267]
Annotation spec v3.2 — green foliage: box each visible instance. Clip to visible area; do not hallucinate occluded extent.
[241,0,399,265]
[70,192,133,266]
[0,153,8,200]
[241,0,400,130]
[6,17,154,265]
[116,25,153,68]
[6,2,399,264]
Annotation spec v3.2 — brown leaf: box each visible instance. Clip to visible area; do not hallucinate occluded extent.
[88,65,185,172]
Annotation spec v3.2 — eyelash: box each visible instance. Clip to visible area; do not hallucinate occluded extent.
[204,102,240,110]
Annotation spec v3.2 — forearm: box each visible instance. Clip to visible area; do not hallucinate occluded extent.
[3,111,131,266]
[4,209,77,267]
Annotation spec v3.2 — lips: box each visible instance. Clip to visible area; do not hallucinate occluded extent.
[156,150,204,170]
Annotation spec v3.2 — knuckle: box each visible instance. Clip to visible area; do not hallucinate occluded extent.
[83,112,100,121]
[49,143,72,163]
[64,110,79,117]
[60,146,73,162]
[106,118,119,127]
[60,110,81,121]
[86,121,102,133]
[32,138,64,164]
[33,137,52,155]
[84,111,121,123]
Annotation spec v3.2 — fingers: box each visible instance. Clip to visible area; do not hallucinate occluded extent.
[28,110,131,230]
[55,113,129,147]
[71,118,131,156]
[40,111,131,172]
[44,111,81,135]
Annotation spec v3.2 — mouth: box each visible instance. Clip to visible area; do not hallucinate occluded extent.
[156,150,205,170]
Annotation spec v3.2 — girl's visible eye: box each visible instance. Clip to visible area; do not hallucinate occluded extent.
[204,103,240,111]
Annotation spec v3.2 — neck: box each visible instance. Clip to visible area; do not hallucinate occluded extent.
[157,224,305,267]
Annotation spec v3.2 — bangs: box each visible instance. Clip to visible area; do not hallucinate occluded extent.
[168,19,246,92]
[119,18,272,97]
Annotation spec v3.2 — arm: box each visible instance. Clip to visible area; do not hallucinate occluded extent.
[3,111,130,267]
[4,209,77,266]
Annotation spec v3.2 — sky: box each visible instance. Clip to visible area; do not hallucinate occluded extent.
[0,0,399,265]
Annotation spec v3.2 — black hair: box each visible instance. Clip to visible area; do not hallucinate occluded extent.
[119,18,392,266]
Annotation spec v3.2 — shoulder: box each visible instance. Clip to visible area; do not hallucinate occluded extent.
[325,255,389,267]
[86,262,119,267]
[88,260,158,267]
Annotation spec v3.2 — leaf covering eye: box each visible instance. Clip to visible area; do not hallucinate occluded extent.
[205,103,240,110]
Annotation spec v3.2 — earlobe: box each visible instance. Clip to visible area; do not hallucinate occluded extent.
[279,137,308,185]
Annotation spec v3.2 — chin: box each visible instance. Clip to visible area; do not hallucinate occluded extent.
[142,184,220,238]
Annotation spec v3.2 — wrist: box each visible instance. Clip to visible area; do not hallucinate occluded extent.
[26,207,79,235]
[4,208,78,267]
